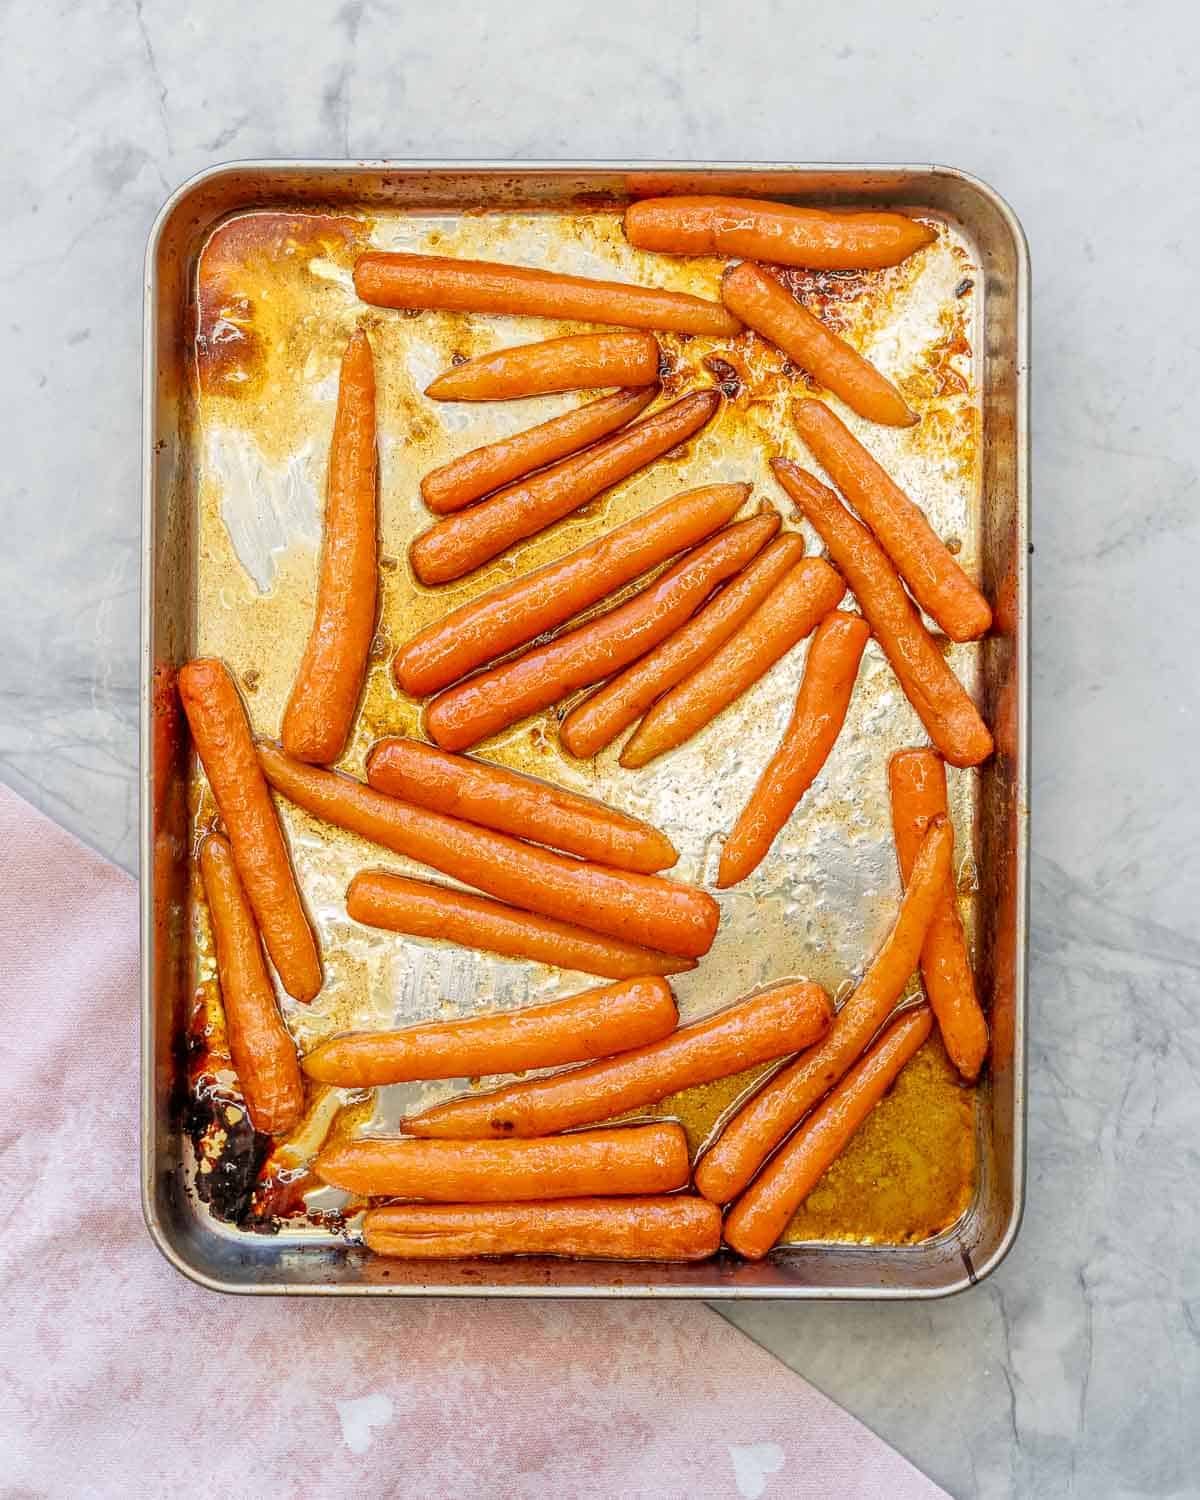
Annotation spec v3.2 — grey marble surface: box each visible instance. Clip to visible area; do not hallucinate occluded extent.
[1,1,1197,1494]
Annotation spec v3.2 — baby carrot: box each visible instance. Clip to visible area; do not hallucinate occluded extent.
[425,512,780,752]
[426,332,660,401]
[772,461,994,767]
[365,738,677,872]
[889,749,989,1081]
[179,659,321,1002]
[410,389,721,584]
[794,400,992,640]
[401,981,833,1139]
[724,1005,933,1260]
[717,610,869,886]
[619,557,845,768]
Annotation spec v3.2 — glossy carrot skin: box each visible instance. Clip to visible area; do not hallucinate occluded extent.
[420,387,656,514]
[561,532,806,759]
[347,873,696,980]
[772,462,994,767]
[259,745,719,958]
[794,400,992,640]
[410,390,721,585]
[723,263,915,427]
[365,738,677,872]
[718,610,869,887]
[354,251,742,335]
[402,981,834,1139]
[724,1006,933,1260]
[620,557,845,768]
[199,835,304,1135]
[426,513,781,753]
[426,333,660,401]
[889,749,989,1081]
[397,481,749,696]
[179,660,321,1002]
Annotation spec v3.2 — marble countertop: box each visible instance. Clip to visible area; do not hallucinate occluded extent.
[2,2,1196,1494]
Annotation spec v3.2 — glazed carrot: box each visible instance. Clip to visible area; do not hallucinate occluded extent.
[410,390,721,584]
[717,610,869,886]
[179,660,321,1002]
[365,738,678,872]
[402,981,833,1139]
[353,251,741,336]
[724,1006,933,1260]
[426,332,660,401]
[426,513,780,752]
[302,976,679,1086]
[619,557,845,768]
[889,749,989,1081]
[772,462,994,767]
[694,817,952,1205]
[624,196,936,270]
[362,1196,723,1261]
[421,387,656,514]
[199,835,304,1135]
[794,400,992,640]
[347,873,696,979]
[397,480,749,696]
[560,532,807,759]
[259,746,719,958]
[723,263,915,427]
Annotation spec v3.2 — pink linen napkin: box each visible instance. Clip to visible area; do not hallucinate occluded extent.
[0,782,946,1499]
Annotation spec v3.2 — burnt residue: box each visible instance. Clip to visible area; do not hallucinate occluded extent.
[185,1077,270,1225]
[702,355,741,400]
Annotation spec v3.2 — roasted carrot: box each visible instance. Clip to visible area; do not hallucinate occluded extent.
[560,532,807,759]
[410,390,721,585]
[397,481,749,696]
[179,659,321,1002]
[402,981,833,1139]
[619,557,845,768]
[724,1006,933,1260]
[426,332,660,401]
[199,835,304,1135]
[772,462,994,767]
[694,816,952,1205]
[353,251,741,336]
[421,387,656,514]
[889,749,989,1081]
[426,512,780,752]
[365,738,677,872]
[717,610,869,886]
[362,1196,723,1261]
[722,263,915,427]
[793,400,991,640]
[259,745,718,958]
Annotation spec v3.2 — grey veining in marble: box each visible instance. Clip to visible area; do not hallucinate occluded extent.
[1,1,1197,1494]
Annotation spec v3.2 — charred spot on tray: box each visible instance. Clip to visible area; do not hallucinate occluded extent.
[955,278,975,298]
[450,351,469,366]
[185,1079,270,1225]
[241,668,261,692]
[702,355,741,400]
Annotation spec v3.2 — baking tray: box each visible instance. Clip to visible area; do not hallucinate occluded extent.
[141,161,1029,1297]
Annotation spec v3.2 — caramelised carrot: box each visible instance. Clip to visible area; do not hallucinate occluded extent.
[410,390,721,585]
[259,745,718,958]
[723,263,915,427]
[200,835,304,1135]
[694,817,951,1205]
[724,1005,933,1260]
[624,196,936,270]
[889,749,989,1081]
[397,481,749,696]
[402,981,833,1139]
[365,738,677,872]
[718,610,869,886]
[426,513,780,752]
[426,332,660,401]
[421,387,656,514]
[179,659,321,1002]
[347,873,696,980]
[620,557,845,768]
[772,462,993,767]
[362,1196,723,1261]
[560,532,806,760]
[354,251,741,336]
[794,400,991,640]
